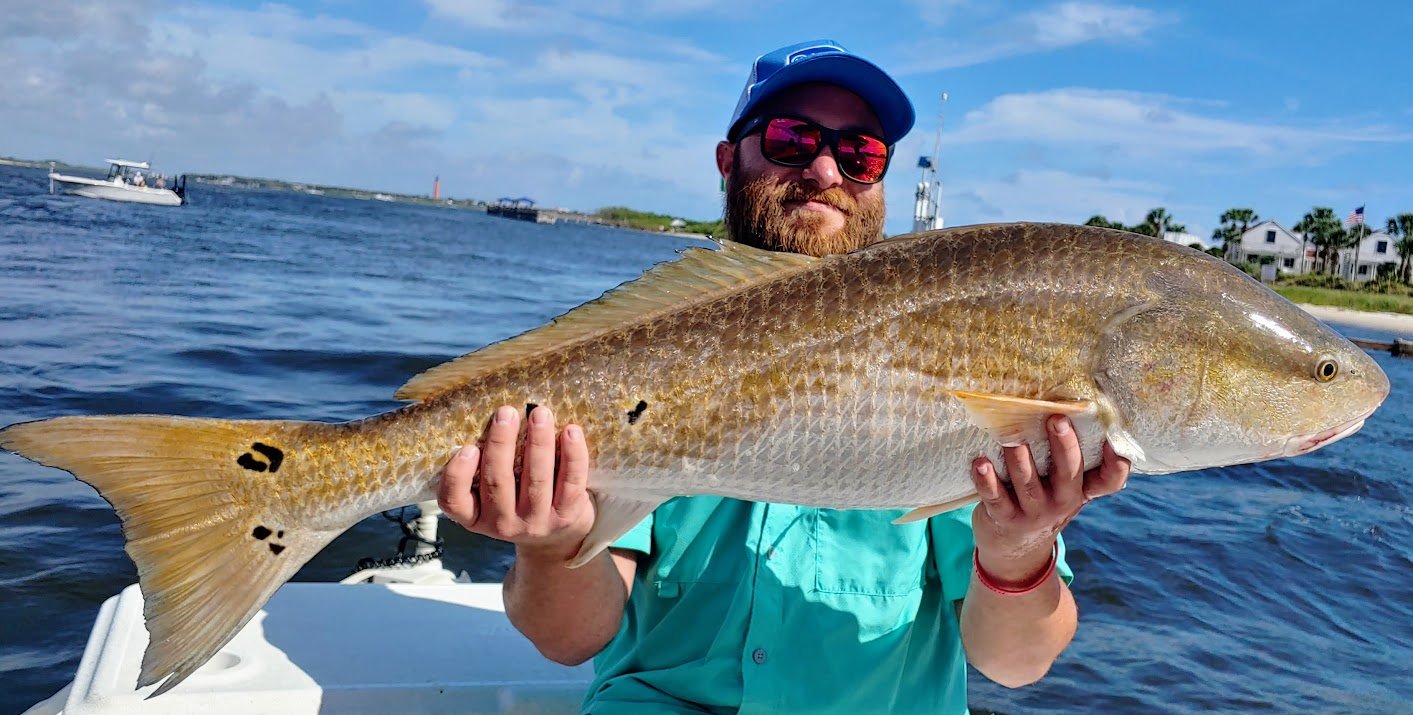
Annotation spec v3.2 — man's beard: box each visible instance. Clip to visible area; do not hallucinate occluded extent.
[724,160,886,257]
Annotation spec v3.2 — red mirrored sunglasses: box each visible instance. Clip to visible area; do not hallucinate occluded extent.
[735,115,893,184]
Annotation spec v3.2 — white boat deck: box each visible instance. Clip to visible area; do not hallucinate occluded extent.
[28,582,594,714]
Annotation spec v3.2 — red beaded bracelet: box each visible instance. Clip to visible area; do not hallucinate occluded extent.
[973,541,1058,596]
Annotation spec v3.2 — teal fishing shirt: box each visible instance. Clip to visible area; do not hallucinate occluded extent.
[583,497,1071,714]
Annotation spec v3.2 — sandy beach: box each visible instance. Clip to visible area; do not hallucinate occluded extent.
[1298,304,1413,338]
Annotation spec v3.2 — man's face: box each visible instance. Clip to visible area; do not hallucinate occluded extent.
[718,83,888,257]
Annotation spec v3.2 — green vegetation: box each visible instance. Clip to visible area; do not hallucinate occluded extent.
[595,206,724,238]
[1213,208,1259,261]
[1087,203,1413,316]
[1083,207,1186,238]
[1271,285,1413,315]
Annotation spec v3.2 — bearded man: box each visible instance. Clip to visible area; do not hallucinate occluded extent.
[437,40,1131,714]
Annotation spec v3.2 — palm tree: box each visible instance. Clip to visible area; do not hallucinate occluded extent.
[1347,223,1372,281]
[1387,213,1413,284]
[1084,214,1126,230]
[1212,226,1238,260]
[1216,208,1259,262]
[1295,208,1346,275]
[1138,208,1185,240]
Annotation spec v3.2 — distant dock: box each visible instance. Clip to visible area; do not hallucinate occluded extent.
[1350,336,1413,357]
[487,198,608,226]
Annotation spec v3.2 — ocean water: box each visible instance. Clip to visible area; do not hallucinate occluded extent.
[0,164,1409,714]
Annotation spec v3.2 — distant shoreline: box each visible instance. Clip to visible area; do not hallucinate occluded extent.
[1298,304,1413,337]
[1,156,717,237]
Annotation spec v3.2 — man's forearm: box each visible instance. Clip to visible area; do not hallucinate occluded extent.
[503,547,629,665]
[959,564,1077,688]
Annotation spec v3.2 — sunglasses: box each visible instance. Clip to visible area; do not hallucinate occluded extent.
[736,115,893,184]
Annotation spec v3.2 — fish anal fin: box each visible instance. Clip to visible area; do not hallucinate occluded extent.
[947,390,1095,447]
[395,242,818,402]
[567,492,665,568]
[893,493,982,524]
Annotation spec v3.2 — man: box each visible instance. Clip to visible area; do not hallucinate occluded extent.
[438,40,1130,713]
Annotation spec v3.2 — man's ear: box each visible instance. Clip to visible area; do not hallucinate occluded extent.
[715,140,734,179]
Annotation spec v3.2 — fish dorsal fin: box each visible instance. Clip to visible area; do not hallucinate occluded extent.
[946,390,1095,447]
[395,241,819,401]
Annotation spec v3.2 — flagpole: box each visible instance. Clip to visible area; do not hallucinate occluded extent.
[1350,203,1365,282]
[1356,201,1363,281]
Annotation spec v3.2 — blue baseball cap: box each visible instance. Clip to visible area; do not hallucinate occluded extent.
[726,39,914,145]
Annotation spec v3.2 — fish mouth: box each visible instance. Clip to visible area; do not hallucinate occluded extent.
[1282,409,1376,457]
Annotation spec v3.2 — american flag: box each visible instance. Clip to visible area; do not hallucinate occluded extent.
[1345,205,1365,227]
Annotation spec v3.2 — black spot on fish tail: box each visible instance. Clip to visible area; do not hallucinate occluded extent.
[251,442,284,472]
[627,400,648,425]
[269,543,286,555]
[252,526,272,540]
[238,442,284,473]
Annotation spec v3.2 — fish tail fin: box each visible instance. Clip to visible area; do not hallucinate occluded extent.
[0,414,346,696]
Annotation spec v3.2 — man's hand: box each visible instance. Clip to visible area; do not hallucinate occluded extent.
[437,404,595,563]
[969,415,1130,586]
[441,405,632,664]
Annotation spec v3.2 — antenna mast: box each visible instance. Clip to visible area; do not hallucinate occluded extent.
[912,92,947,233]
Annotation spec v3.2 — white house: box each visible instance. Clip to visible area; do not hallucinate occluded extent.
[1229,220,1399,282]
[1339,230,1399,282]
[1232,221,1308,274]
[1161,231,1208,249]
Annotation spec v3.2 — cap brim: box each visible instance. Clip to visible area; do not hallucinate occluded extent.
[730,54,914,145]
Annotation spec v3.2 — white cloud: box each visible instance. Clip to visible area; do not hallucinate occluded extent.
[421,0,727,65]
[947,89,1407,163]
[947,168,1169,225]
[895,2,1170,73]
[152,7,500,101]
[423,0,540,30]
[1035,2,1159,46]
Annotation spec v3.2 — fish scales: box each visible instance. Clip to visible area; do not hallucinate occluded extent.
[314,226,1196,509]
[0,222,1388,695]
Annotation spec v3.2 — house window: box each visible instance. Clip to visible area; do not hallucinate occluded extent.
[1377,240,1389,253]
[1358,265,1369,276]
[1265,230,1276,243]
[1282,258,1295,268]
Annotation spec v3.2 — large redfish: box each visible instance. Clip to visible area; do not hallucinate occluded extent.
[0,223,1389,695]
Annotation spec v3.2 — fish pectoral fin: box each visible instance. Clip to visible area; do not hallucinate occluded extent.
[1103,424,1149,470]
[567,492,666,568]
[947,390,1096,447]
[893,494,982,524]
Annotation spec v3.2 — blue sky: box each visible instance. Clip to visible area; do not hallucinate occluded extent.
[4,1,1410,239]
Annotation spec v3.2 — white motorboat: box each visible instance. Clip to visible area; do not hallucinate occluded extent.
[23,502,594,714]
[48,159,187,206]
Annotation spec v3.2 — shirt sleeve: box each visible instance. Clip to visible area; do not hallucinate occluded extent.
[929,503,1074,604]
[608,511,654,555]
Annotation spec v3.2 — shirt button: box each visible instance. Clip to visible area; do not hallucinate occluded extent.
[751,648,767,665]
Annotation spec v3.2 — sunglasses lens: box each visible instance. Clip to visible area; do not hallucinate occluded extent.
[760,119,821,166]
[836,135,889,183]
[755,117,890,183]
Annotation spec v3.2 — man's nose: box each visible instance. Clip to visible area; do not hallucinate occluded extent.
[801,146,843,189]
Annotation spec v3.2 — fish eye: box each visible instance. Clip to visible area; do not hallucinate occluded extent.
[1314,358,1339,382]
